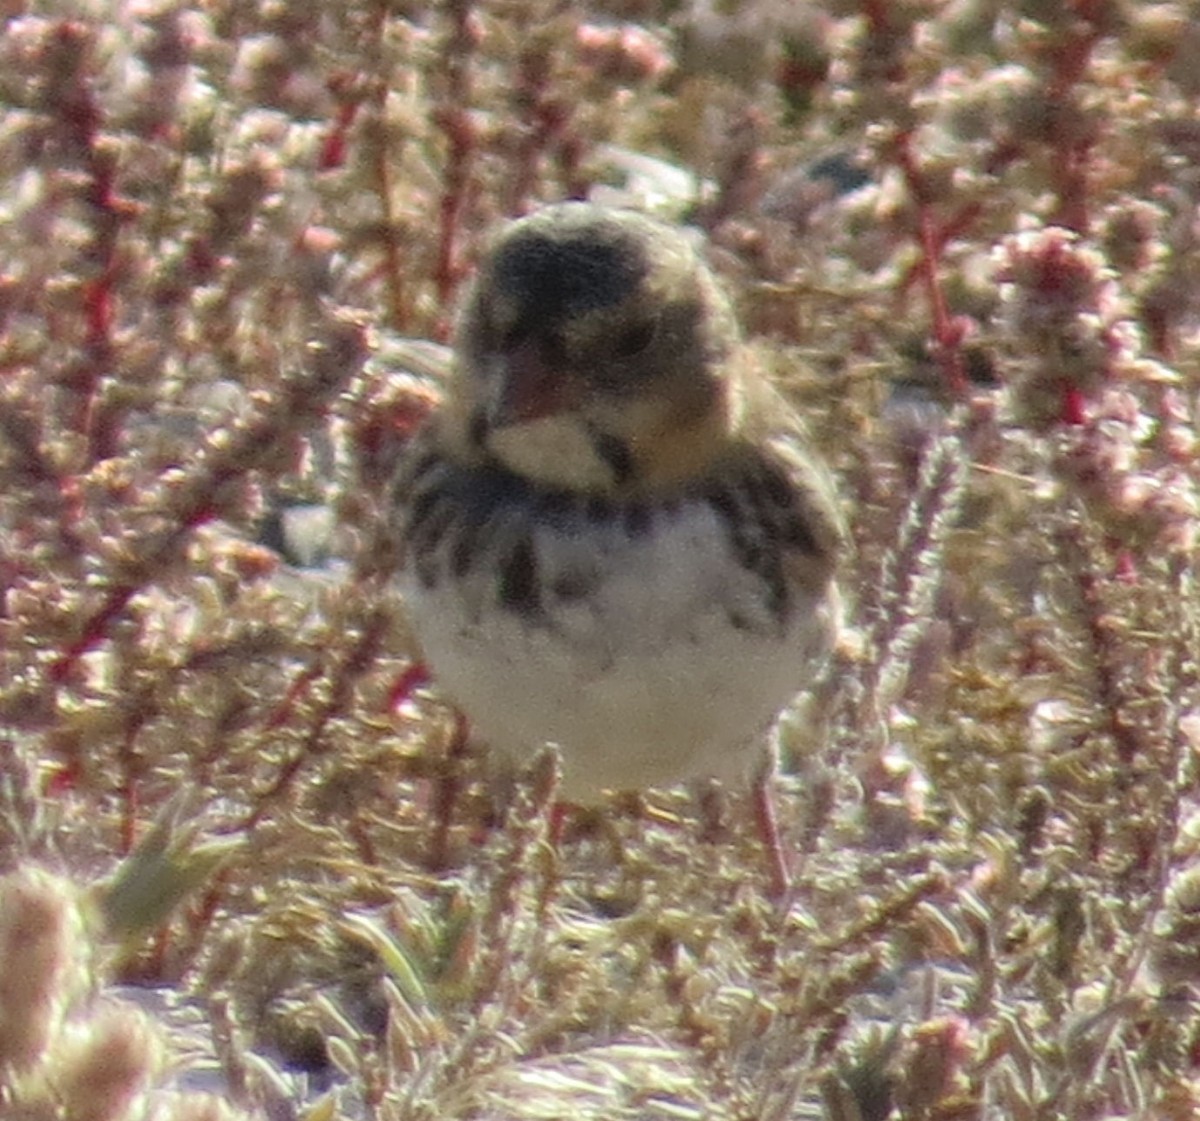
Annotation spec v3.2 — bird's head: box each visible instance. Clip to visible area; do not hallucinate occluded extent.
[445,203,744,496]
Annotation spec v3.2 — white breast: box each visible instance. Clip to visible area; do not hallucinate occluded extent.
[399,498,838,800]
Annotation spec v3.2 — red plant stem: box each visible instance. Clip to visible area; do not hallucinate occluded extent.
[53,25,133,463]
[505,39,567,214]
[48,583,137,685]
[118,716,148,853]
[1052,140,1094,236]
[860,0,891,31]
[319,94,358,171]
[856,1,970,399]
[894,136,968,399]
[174,868,233,976]
[243,610,388,830]
[1071,540,1142,770]
[428,712,469,871]
[1044,9,1103,234]
[361,4,412,330]
[46,504,218,685]
[263,663,323,730]
[897,201,983,294]
[1061,385,1088,427]
[368,118,409,331]
[44,311,365,685]
[0,401,89,560]
[387,661,431,711]
[859,0,906,84]
[433,0,479,320]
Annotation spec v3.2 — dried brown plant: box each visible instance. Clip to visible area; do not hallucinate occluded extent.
[2,2,1200,1119]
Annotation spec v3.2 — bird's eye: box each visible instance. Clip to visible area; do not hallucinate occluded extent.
[612,319,657,360]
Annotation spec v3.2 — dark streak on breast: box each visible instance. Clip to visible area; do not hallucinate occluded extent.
[623,501,651,537]
[701,466,796,629]
[757,463,820,555]
[450,515,486,577]
[407,493,456,587]
[536,489,575,526]
[550,566,599,602]
[589,430,635,487]
[585,494,614,522]
[498,534,540,615]
[401,446,727,624]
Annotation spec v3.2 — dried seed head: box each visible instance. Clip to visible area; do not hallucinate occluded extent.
[0,867,84,1072]
[993,226,1124,430]
[153,1095,251,1121]
[52,1005,164,1121]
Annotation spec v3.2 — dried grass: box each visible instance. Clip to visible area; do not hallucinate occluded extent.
[2,2,1200,1119]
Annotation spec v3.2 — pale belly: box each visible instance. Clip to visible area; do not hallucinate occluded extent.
[399,498,838,800]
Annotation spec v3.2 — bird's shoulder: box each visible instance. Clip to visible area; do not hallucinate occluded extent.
[722,368,847,563]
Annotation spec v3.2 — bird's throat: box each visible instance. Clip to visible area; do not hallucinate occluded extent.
[487,415,621,493]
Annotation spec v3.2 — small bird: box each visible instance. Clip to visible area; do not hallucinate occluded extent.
[392,202,845,887]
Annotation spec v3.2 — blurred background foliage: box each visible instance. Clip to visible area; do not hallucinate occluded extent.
[1,2,1200,1118]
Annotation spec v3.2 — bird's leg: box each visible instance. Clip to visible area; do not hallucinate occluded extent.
[692,776,727,844]
[688,764,789,897]
[753,732,794,899]
[429,711,471,871]
[752,760,792,900]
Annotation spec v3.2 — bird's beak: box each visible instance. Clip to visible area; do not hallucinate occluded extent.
[487,339,581,427]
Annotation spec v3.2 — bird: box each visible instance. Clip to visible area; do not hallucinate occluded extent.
[390,201,845,891]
